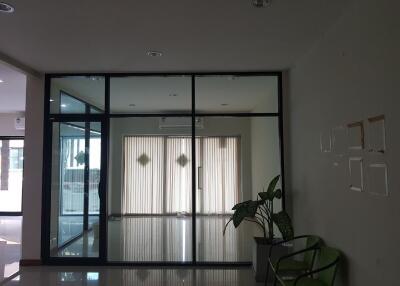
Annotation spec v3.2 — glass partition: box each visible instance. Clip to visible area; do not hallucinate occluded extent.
[44,73,283,265]
[110,76,191,114]
[195,75,278,113]
[50,76,105,114]
[108,117,193,262]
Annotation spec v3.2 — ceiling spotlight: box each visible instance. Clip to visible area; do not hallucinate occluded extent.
[61,104,67,108]
[0,2,14,13]
[0,79,4,83]
[147,50,163,57]
[49,99,55,102]
[252,0,271,8]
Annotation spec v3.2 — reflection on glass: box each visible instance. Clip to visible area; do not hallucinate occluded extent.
[50,76,105,114]
[110,76,191,113]
[108,117,192,262]
[50,122,101,257]
[0,140,24,212]
[196,117,282,262]
[195,75,279,113]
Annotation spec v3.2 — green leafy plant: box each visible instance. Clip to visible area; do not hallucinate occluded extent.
[223,175,294,242]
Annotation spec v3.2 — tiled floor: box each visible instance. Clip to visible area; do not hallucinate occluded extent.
[0,216,21,283]
[3,267,267,286]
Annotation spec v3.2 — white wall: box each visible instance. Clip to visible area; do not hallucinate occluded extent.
[0,113,25,136]
[21,75,44,261]
[288,0,400,284]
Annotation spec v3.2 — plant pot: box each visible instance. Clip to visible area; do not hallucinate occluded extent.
[252,237,288,282]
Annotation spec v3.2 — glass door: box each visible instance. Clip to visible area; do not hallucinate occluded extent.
[49,121,103,258]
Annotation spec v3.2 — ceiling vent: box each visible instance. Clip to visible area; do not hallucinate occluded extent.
[159,117,203,129]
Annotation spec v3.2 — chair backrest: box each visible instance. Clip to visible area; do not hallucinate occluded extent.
[303,235,321,267]
[317,247,341,285]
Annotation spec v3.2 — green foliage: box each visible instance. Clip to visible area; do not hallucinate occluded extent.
[223,175,294,241]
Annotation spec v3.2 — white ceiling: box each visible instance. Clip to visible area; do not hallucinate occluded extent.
[0,61,26,112]
[0,0,348,73]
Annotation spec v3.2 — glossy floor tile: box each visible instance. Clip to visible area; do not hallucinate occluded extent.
[3,267,266,286]
[0,216,21,283]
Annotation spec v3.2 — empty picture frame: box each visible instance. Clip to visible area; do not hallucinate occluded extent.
[367,115,386,153]
[349,157,364,192]
[347,121,365,150]
[320,131,332,153]
[332,126,347,156]
[368,163,388,196]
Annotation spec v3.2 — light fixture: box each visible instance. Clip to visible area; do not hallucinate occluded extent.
[0,2,14,13]
[49,99,55,102]
[252,0,271,8]
[129,104,136,107]
[0,79,4,83]
[61,104,67,108]
[147,50,163,57]
[221,103,229,106]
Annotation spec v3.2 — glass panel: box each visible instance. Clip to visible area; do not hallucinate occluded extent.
[195,75,279,113]
[0,139,24,212]
[108,117,192,262]
[50,76,105,114]
[50,121,101,257]
[195,117,282,262]
[110,76,191,114]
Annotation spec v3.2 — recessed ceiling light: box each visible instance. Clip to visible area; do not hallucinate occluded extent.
[0,79,4,83]
[147,50,163,57]
[252,0,271,8]
[49,99,54,102]
[61,104,67,108]
[0,2,14,13]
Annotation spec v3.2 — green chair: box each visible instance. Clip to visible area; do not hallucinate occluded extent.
[274,247,341,286]
[267,235,321,281]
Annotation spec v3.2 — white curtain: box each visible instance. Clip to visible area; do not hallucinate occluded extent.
[122,136,164,214]
[122,136,240,215]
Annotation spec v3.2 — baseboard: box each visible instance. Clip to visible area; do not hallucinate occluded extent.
[19,259,42,266]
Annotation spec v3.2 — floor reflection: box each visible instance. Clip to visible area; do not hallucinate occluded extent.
[55,216,253,262]
[0,216,21,283]
[6,267,264,286]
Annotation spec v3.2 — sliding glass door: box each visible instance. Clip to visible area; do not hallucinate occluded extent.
[43,73,283,265]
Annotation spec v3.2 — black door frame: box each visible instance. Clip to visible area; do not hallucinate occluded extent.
[41,72,285,266]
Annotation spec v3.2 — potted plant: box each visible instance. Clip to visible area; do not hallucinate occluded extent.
[223,175,294,282]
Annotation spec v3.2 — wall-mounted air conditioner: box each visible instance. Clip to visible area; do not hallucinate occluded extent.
[159,117,204,129]
[15,117,25,130]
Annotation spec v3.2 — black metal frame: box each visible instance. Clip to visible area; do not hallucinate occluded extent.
[0,136,25,216]
[41,72,285,266]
